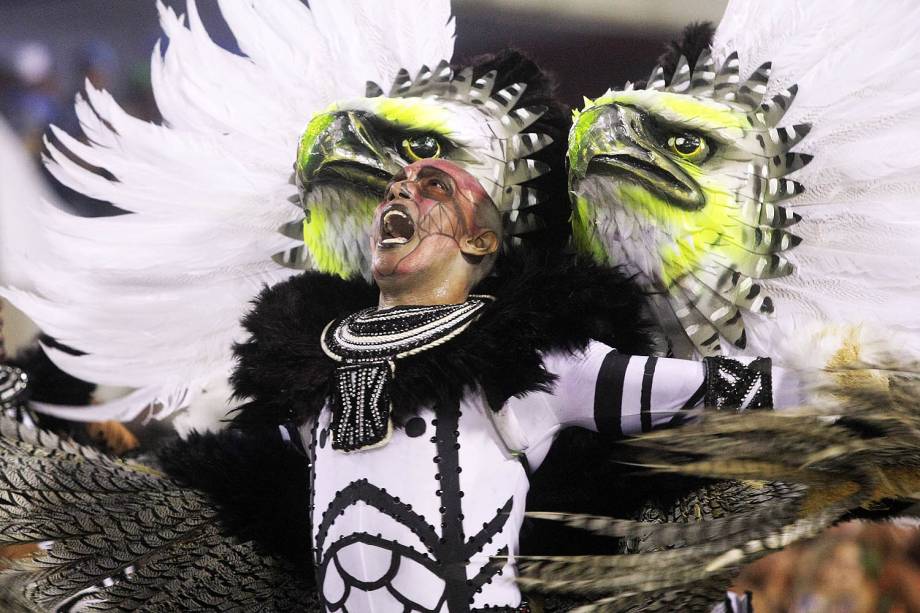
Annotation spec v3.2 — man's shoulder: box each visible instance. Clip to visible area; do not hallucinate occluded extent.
[241,271,377,344]
[477,257,656,356]
[230,271,377,426]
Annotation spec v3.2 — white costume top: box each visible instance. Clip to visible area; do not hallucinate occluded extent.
[301,340,798,612]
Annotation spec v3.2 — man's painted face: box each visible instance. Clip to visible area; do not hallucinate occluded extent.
[371,159,493,281]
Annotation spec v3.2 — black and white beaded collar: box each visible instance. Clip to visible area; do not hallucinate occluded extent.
[321,296,493,452]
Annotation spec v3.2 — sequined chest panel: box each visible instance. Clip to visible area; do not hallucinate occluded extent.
[305,397,530,612]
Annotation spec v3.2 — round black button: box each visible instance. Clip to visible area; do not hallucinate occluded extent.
[405,417,426,438]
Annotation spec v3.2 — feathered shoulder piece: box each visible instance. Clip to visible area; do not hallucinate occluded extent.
[231,256,653,426]
[0,418,318,611]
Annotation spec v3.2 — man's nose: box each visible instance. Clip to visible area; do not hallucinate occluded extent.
[385,180,413,202]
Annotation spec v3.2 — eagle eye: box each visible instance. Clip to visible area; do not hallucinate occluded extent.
[401,135,442,161]
[666,133,709,162]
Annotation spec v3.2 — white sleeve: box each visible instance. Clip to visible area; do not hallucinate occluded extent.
[540,340,800,438]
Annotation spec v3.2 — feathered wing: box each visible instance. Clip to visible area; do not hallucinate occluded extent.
[569,0,920,361]
[0,116,44,361]
[0,417,317,611]
[712,0,920,360]
[0,0,455,428]
[0,118,53,295]
[517,362,920,611]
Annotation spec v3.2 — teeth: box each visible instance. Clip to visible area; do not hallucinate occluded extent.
[381,207,414,245]
[384,209,409,222]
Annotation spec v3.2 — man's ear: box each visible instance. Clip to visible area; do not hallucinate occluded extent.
[461,230,500,257]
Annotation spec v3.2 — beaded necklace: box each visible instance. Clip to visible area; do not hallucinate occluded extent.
[321,295,492,451]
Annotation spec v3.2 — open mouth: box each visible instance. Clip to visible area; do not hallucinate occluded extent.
[379,203,415,247]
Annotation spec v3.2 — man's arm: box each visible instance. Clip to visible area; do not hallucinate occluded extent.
[539,340,802,437]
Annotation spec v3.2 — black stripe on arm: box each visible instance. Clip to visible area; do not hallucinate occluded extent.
[667,380,707,427]
[593,351,631,438]
[681,381,707,411]
[640,356,658,433]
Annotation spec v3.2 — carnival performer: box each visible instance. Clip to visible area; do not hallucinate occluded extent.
[0,158,805,612]
[2,0,920,610]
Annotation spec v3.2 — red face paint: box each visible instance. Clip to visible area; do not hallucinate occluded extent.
[371,159,493,280]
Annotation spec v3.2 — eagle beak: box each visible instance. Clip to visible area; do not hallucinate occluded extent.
[296,111,400,199]
[569,103,705,211]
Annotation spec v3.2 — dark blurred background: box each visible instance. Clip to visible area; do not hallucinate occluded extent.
[0,0,728,151]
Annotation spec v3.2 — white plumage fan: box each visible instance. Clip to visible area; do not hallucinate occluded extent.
[716,0,920,361]
[1,0,455,433]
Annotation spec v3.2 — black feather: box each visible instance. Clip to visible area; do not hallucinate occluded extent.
[231,255,653,427]
[458,49,572,253]
[157,426,314,576]
[658,22,716,83]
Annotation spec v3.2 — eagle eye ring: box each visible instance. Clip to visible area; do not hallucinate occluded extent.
[401,135,442,161]
[666,133,709,162]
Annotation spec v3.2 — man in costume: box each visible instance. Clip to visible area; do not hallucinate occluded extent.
[0,156,803,612]
[2,1,920,610]
[229,156,800,611]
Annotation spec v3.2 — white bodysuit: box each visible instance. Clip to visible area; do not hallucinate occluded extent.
[302,341,798,612]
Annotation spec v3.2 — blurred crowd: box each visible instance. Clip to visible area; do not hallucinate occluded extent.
[0,39,157,216]
[735,521,920,613]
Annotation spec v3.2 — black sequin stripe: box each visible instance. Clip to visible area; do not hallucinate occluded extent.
[471,596,531,613]
[308,419,319,560]
[464,498,512,559]
[640,356,658,433]
[468,544,509,596]
[432,403,510,612]
[432,403,469,611]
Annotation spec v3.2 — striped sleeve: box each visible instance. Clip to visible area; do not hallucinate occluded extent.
[542,341,708,437]
[589,351,707,436]
[539,341,802,438]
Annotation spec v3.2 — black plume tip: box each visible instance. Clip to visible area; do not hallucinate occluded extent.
[657,22,717,84]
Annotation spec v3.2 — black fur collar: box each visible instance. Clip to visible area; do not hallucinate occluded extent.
[231,257,653,427]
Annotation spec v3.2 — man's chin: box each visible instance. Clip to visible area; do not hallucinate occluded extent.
[371,247,412,280]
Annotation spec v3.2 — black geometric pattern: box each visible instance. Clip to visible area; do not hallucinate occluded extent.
[314,401,513,612]
[330,361,392,451]
[703,356,772,411]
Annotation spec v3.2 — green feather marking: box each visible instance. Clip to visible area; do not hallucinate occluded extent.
[302,204,374,278]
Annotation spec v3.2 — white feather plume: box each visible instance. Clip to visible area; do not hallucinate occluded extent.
[713,0,920,365]
[1,0,455,428]
[0,118,50,293]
